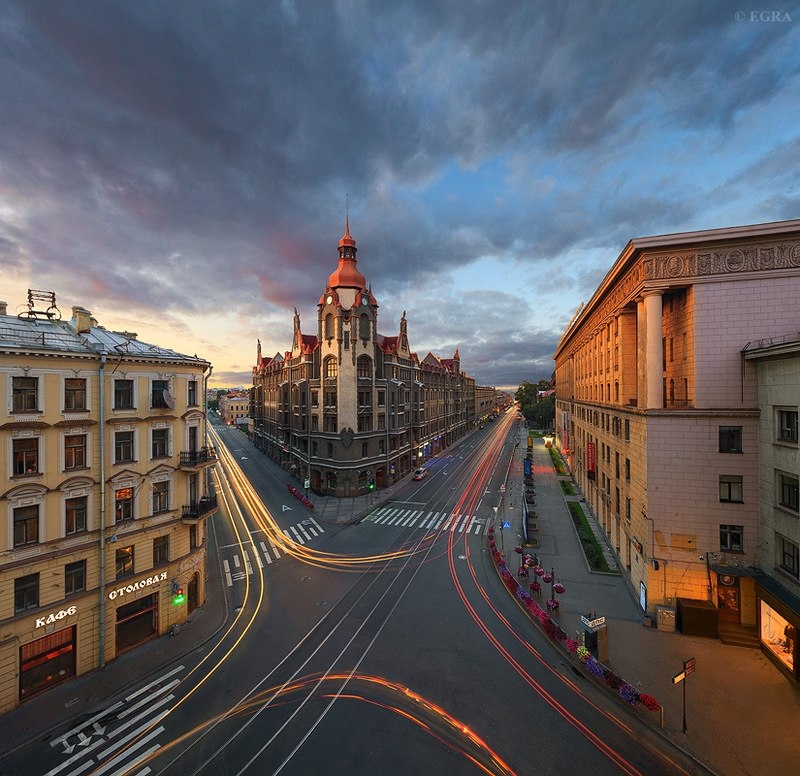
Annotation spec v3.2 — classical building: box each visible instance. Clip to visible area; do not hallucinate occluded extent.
[251,221,483,496]
[743,338,800,681]
[0,292,215,712]
[219,391,249,426]
[553,219,800,663]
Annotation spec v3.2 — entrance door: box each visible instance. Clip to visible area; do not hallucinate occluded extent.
[717,575,741,623]
[187,572,199,614]
[116,594,159,655]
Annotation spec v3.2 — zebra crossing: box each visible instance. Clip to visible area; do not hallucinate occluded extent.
[364,506,489,535]
[44,665,184,776]
[222,517,324,586]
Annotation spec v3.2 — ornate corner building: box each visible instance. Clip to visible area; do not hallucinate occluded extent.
[251,222,501,497]
[0,293,215,712]
[553,219,800,682]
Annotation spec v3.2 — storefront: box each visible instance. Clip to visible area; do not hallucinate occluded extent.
[19,625,77,701]
[115,593,159,655]
[756,576,800,682]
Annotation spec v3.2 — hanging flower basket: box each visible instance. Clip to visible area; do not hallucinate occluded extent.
[546,597,559,611]
[533,566,544,577]
[529,580,541,592]
[514,546,523,554]
[552,582,565,594]
[541,572,553,584]
[517,567,529,577]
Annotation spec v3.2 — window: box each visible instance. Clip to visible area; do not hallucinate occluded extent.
[151,428,169,458]
[115,488,134,522]
[311,391,319,407]
[13,438,39,475]
[14,573,39,613]
[64,378,87,411]
[65,434,87,470]
[377,390,385,407]
[624,419,630,441]
[361,442,368,457]
[779,474,799,513]
[151,379,169,409]
[357,415,372,432]
[65,560,86,595]
[324,313,334,339]
[153,535,170,565]
[625,458,630,481]
[359,313,370,340]
[114,379,134,410]
[720,524,744,552]
[325,358,338,380]
[778,410,798,443]
[719,426,743,453]
[14,505,39,546]
[115,546,134,579]
[152,481,169,514]
[358,390,371,407]
[779,536,799,579]
[187,380,198,406]
[719,475,744,503]
[189,524,199,550]
[66,496,87,534]
[343,331,350,350]
[114,431,135,463]
[12,376,38,412]
[357,356,372,378]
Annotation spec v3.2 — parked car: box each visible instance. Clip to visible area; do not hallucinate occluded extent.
[412,467,428,480]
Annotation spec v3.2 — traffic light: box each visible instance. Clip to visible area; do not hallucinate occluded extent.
[172,581,185,605]
[368,478,375,491]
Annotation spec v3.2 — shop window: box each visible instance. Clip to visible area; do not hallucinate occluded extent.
[779,474,799,513]
[187,380,198,407]
[115,488,134,522]
[114,431,135,463]
[64,434,87,470]
[153,535,170,565]
[14,504,39,547]
[65,560,86,595]
[19,626,76,699]
[12,376,38,412]
[719,475,743,503]
[66,496,87,534]
[114,379,134,410]
[719,426,743,453]
[64,378,87,411]
[759,599,795,672]
[115,546,134,579]
[151,428,169,459]
[720,524,744,552]
[778,410,798,443]
[14,573,39,613]
[13,438,39,475]
[152,481,169,514]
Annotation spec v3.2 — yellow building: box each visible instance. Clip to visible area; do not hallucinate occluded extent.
[0,293,215,712]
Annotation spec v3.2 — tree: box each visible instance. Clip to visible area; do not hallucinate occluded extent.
[515,379,555,431]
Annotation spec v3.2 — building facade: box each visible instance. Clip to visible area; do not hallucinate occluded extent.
[251,222,483,497]
[219,391,249,425]
[0,294,215,712]
[553,220,800,661]
[743,338,800,681]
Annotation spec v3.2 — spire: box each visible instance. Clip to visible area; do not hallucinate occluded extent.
[329,212,365,290]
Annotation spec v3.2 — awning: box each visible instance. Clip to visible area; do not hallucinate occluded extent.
[756,574,800,618]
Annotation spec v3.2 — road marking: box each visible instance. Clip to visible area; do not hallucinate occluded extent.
[297,523,313,540]
[223,559,233,586]
[233,554,241,568]
[260,541,273,564]
[432,513,446,529]
[269,539,282,558]
[92,726,164,776]
[309,517,325,533]
[402,511,419,526]
[288,526,304,543]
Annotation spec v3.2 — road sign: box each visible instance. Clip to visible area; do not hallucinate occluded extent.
[684,657,696,675]
[304,478,310,489]
[672,671,686,684]
[502,521,511,530]
[500,485,506,493]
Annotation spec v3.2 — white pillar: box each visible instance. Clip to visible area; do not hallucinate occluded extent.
[643,291,664,409]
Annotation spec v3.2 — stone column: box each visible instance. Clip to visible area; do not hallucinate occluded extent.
[642,290,664,409]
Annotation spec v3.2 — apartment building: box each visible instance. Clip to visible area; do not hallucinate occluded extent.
[0,294,215,711]
[553,219,800,676]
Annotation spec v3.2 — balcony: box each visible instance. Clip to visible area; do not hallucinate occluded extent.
[181,495,218,523]
[179,447,216,469]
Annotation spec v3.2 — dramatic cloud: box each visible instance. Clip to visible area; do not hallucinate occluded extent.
[1,0,798,389]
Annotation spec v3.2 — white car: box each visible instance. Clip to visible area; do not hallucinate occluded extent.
[412,467,428,480]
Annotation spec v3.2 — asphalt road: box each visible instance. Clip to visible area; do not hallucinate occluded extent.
[7,414,704,776]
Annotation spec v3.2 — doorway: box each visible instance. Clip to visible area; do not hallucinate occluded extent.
[717,574,741,623]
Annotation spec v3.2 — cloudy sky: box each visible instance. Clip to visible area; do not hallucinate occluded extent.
[2,1,799,390]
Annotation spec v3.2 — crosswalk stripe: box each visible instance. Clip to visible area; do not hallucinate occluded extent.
[403,511,420,526]
[233,554,241,568]
[450,515,463,532]
[432,513,446,529]
[375,509,396,524]
[387,510,406,525]
[244,550,253,573]
[309,517,325,533]
[297,523,312,540]
[269,539,282,558]
[223,559,233,587]
[461,515,474,533]
[441,514,454,530]
[288,526,304,543]
[250,547,263,569]
[260,541,273,564]
[423,512,440,529]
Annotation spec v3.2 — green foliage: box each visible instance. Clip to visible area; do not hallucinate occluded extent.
[566,502,616,573]
[560,480,574,496]
[548,447,565,475]
[515,380,555,430]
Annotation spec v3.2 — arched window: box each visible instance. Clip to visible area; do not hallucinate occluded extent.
[325,313,334,339]
[357,356,372,379]
[359,313,370,341]
[325,357,338,379]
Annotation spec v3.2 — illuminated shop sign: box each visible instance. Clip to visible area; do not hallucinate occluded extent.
[35,605,77,629]
[108,571,167,601]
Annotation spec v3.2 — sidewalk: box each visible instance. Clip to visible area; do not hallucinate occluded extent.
[506,433,800,776]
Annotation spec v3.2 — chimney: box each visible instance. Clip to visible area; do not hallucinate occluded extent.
[72,306,93,333]
[0,301,7,316]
